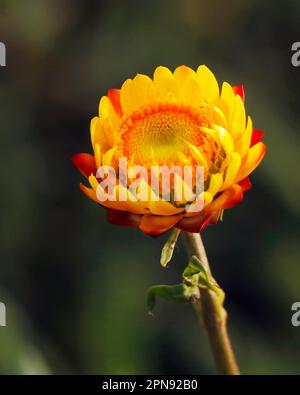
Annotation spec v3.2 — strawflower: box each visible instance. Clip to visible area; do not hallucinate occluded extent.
[72,65,266,375]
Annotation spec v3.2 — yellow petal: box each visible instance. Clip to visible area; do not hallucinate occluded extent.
[98,96,121,132]
[94,143,101,168]
[201,125,234,157]
[174,66,196,101]
[114,184,149,214]
[213,125,234,156]
[196,65,219,104]
[88,175,137,212]
[220,82,236,120]
[103,117,118,146]
[176,151,191,165]
[92,117,116,151]
[132,73,157,107]
[184,140,209,173]
[181,76,203,106]
[204,191,213,207]
[174,65,195,80]
[212,106,227,128]
[98,96,113,118]
[222,152,241,189]
[102,146,118,166]
[235,116,253,158]
[236,142,267,182]
[231,94,246,136]
[207,173,223,196]
[185,191,212,214]
[153,66,178,101]
[149,200,184,215]
[90,116,98,146]
[89,174,99,191]
[120,78,136,114]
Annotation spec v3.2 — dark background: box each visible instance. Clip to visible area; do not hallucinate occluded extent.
[0,0,300,374]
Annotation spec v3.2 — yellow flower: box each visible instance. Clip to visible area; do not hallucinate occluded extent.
[71,65,266,235]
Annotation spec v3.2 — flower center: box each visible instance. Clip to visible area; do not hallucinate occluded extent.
[119,103,209,166]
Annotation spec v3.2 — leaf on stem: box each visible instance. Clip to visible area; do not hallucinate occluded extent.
[183,255,210,287]
[160,228,181,267]
[148,248,224,315]
[146,284,199,314]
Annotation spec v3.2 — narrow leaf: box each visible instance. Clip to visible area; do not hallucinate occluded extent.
[160,228,181,267]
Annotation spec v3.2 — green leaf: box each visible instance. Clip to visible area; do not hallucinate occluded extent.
[160,228,180,267]
[146,284,198,313]
[220,210,224,221]
[182,255,210,286]
[183,255,206,277]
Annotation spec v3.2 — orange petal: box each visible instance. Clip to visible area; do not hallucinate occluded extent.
[232,84,245,102]
[177,210,220,233]
[108,89,122,116]
[71,153,96,178]
[177,211,209,233]
[107,209,142,228]
[199,210,221,231]
[139,214,182,236]
[209,184,243,212]
[148,200,184,216]
[238,177,252,192]
[250,129,264,147]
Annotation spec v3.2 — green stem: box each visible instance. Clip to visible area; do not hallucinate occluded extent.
[183,232,240,375]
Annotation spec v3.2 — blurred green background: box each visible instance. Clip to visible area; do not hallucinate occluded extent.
[0,0,300,374]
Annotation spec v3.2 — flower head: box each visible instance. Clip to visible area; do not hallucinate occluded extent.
[71,65,266,235]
